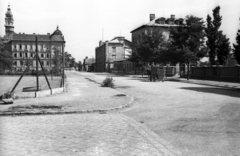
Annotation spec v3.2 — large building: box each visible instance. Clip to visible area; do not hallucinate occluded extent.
[95,36,132,72]
[130,14,185,74]
[131,14,184,44]
[1,5,65,72]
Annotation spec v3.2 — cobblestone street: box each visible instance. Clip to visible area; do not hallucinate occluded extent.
[0,113,180,156]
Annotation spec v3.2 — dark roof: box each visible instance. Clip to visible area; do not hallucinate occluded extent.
[12,34,50,41]
[50,26,62,37]
[131,16,184,33]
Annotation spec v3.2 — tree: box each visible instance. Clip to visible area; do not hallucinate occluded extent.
[217,32,230,65]
[64,52,72,68]
[233,19,240,64]
[0,43,12,70]
[52,47,62,75]
[76,61,82,71]
[129,28,167,65]
[205,6,224,65]
[170,15,206,80]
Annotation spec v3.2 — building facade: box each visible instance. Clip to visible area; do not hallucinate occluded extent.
[95,36,132,72]
[83,56,95,72]
[130,14,184,74]
[1,5,65,73]
[131,14,184,44]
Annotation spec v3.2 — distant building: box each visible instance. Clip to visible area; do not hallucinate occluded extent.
[131,14,184,44]
[83,57,95,72]
[1,5,65,72]
[130,14,185,74]
[95,36,132,72]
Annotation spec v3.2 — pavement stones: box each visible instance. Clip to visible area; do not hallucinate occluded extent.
[0,113,181,156]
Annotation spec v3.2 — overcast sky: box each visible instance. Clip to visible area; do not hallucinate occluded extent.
[0,0,239,62]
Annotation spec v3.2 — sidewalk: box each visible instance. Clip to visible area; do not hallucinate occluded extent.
[167,77,240,89]
[129,74,240,89]
[0,71,133,115]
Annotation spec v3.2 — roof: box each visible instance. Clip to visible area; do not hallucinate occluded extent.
[131,16,184,33]
[109,36,132,46]
[11,34,51,41]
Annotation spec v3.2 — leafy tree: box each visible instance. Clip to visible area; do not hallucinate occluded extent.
[0,43,12,69]
[76,61,82,71]
[170,15,206,80]
[129,28,167,65]
[205,6,223,65]
[217,32,230,65]
[233,19,240,64]
[70,57,76,68]
[52,47,62,75]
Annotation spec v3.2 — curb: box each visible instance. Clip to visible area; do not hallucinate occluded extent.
[0,95,134,116]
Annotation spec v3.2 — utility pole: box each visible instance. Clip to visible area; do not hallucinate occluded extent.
[35,35,39,91]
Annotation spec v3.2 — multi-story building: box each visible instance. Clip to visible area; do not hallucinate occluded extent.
[95,36,132,72]
[1,5,65,72]
[131,14,184,44]
[130,14,185,74]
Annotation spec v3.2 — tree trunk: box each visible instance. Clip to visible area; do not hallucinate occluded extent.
[187,62,190,80]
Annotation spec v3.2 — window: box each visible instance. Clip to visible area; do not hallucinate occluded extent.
[112,47,116,53]
[46,54,49,58]
[25,53,28,58]
[47,61,49,66]
[19,44,22,51]
[20,53,22,58]
[14,53,17,58]
[41,54,44,58]
[31,53,33,58]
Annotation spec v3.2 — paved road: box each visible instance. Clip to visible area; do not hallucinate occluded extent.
[84,72,240,156]
[0,113,180,156]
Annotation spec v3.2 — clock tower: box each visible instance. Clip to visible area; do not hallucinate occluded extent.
[5,5,14,37]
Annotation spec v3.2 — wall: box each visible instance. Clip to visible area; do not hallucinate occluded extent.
[95,44,106,72]
[182,66,240,82]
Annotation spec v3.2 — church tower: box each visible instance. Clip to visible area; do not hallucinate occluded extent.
[5,5,14,37]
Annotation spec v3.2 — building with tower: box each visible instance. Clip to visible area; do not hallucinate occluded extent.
[1,5,66,73]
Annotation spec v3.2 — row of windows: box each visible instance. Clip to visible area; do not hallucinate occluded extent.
[13,60,50,66]
[13,53,50,59]
[12,44,50,52]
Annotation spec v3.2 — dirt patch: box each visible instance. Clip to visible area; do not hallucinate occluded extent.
[8,105,63,112]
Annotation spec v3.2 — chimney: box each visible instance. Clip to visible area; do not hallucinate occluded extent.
[47,33,50,35]
[150,14,155,21]
[99,41,103,46]
[171,15,175,19]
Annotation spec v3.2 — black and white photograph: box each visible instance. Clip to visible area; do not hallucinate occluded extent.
[0,0,240,155]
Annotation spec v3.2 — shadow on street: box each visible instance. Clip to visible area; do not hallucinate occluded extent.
[180,87,240,98]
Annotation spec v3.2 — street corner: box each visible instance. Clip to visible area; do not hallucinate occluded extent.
[0,113,180,156]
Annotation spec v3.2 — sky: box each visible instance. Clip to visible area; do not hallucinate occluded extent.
[0,0,239,62]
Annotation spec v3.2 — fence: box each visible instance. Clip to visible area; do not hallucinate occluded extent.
[180,66,240,82]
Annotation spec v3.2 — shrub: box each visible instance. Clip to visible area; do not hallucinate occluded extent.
[101,77,115,88]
